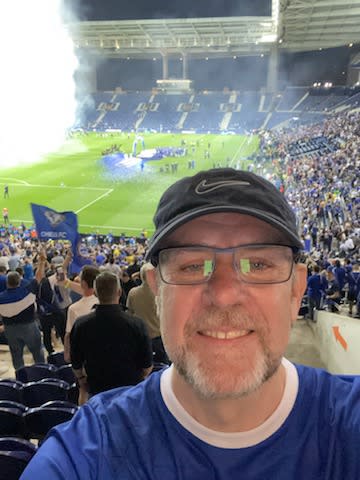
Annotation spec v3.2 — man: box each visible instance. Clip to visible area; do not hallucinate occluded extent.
[8,247,21,271]
[325,267,342,313]
[0,269,45,371]
[0,265,7,292]
[21,169,360,479]
[63,265,100,363]
[37,255,72,354]
[127,262,169,364]
[2,207,9,224]
[306,264,326,320]
[70,271,153,403]
[4,184,9,199]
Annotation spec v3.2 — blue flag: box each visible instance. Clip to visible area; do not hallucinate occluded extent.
[31,203,92,274]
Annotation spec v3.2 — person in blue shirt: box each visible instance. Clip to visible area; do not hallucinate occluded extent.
[306,264,326,320]
[21,169,360,480]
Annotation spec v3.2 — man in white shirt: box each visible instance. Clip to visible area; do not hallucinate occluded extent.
[64,265,100,363]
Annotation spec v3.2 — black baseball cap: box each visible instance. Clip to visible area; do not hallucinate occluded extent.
[146,168,303,263]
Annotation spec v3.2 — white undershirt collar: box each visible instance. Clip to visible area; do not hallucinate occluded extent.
[160,358,299,449]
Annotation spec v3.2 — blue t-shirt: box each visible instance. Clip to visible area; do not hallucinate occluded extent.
[21,364,360,479]
[307,274,326,300]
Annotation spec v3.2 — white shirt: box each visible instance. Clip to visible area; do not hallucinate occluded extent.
[66,294,98,333]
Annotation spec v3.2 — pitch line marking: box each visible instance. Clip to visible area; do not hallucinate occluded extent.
[75,189,114,214]
[230,136,248,166]
[0,182,109,191]
[0,178,30,186]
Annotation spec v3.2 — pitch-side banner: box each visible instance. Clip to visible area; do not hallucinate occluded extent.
[31,203,91,273]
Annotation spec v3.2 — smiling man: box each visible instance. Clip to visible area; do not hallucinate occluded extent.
[21,169,360,479]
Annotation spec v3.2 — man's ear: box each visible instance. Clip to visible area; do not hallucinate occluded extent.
[147,266,159,295]
[290,264,307,324]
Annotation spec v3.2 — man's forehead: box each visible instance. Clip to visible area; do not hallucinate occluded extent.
[166,213,287,245]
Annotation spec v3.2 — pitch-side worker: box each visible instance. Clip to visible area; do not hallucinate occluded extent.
[21,168,360,479]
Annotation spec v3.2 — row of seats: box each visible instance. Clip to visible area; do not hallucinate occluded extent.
[0,399,78,440]
[0,378,78,407]
[15,363,75,384]
[0,437,37,480]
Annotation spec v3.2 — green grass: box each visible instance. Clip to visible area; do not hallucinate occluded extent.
[0,132,259,235]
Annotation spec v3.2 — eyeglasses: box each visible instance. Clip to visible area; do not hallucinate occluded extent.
[156,243,299,285]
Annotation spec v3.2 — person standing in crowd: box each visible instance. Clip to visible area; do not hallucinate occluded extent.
[70,271,153,404]
[0,266,45,370]
[127,262,169,364]
[8,247,21,271]
[306,264,326,321]
[2,207,9,225]
[325,268,342,312]
[63,265,100,364]
[37,254,72,355]
[0,266,8,293]
[21,169,360,479]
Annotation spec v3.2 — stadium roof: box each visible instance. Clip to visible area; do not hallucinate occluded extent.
[68,0,360,58]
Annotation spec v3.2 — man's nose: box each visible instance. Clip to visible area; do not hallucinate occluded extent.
[202,255,248,308]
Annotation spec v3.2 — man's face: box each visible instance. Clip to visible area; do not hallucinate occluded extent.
[148,213,306,400]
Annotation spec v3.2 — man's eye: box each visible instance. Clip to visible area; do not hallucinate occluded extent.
[180,263,204,272]
[250,261,267,271]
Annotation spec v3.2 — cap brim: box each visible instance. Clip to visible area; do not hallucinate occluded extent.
[145,205,303,261]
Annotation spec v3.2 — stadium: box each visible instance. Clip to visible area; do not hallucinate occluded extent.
[1,0,359,236]
[0,0,360,477]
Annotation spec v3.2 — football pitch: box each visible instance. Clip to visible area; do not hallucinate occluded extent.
[0,132,259,236]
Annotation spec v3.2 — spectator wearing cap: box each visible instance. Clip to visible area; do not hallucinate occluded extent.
[22,169,360,478]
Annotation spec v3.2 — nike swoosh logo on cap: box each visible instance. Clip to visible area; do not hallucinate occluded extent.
[195,179,250,195]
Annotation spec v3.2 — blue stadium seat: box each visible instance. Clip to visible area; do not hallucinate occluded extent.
[57,365,76,384]
[24,405,78,440]
[16,364,58,383]
[0,401,27,413]
[22,380,69,408]
[0,382,23,403]
[0,437,37,455]
[67,383,79,405]
[0,450,34,479]
[41,400,78,410]
[47,351,68,367]
[0,407,25,437]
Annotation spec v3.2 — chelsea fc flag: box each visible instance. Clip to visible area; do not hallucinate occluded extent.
[31,203,78,244]
[31,203,91,273]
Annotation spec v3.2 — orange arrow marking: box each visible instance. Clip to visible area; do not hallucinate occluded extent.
[332,326,348,351]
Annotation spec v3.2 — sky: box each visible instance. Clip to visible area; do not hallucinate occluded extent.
[73,0,271,21]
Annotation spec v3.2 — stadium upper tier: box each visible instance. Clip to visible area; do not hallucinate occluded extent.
[76,86,360,133]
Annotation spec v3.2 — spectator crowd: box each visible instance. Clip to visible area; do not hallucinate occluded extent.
[0,109,359,398]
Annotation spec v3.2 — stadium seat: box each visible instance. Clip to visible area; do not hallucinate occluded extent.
[0,407,25,437]
[41,400,78,410]
[0,450,34,479]
[0,437,37,455]
[22,380,69,408]
[0,382,23,403]
[67,383,79,405]
[24,405,78,440]
[16,364,58,383]
[47,351,68,367]
[57,365,76,384]
[0,401,27,413]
